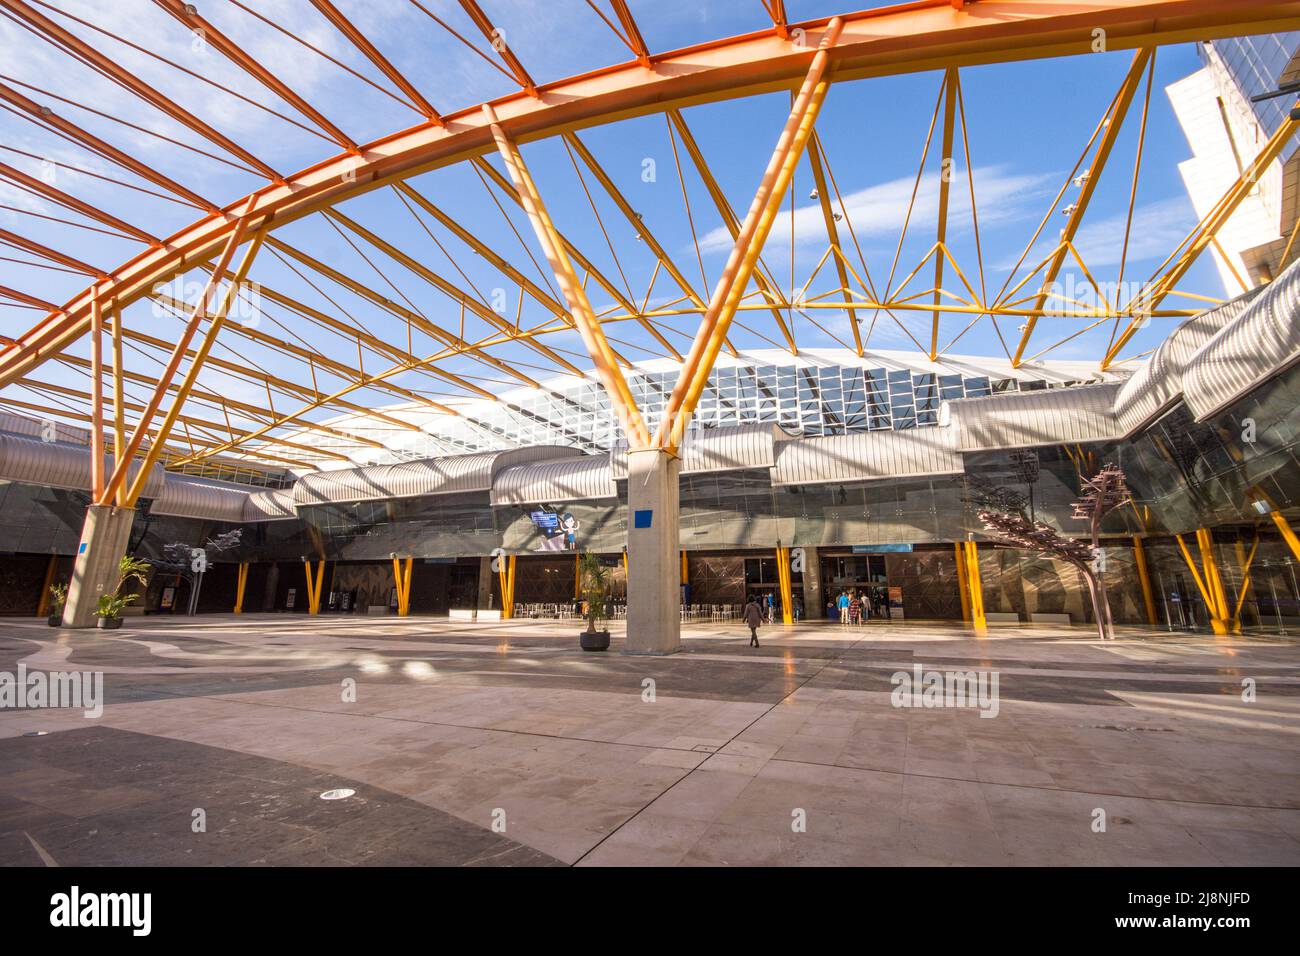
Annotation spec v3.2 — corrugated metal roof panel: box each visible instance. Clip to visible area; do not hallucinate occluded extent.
[242,488,296,522]
[151,477,249,523]
[611,423,794,479]
[492,454,615,505]
[0,434,165,498]
[1183,259,1300,421]
[293,445,582,507]
[947,383,1122,451]
[771,429,962,486]
[1112,290,1260,435]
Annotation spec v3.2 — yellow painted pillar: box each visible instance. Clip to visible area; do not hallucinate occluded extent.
[1175,533,1228,634]
[1271,511,1300,562]
[954,542,971,623]
[498,555,515,620]
[302,560,316,615]
[507,555,517,614]
[963,539,986,631]
[1198,528,1237,633]
[234,561,249,614]
[36,553,57,617]
[1132,537,1158,626]
[775,545,793,625]
[391,557,413,616]
[680,551,689,586]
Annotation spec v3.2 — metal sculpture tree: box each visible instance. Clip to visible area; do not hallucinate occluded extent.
[978,463,1130,641]
[1071,464,1132,639]
[152,529,244,616]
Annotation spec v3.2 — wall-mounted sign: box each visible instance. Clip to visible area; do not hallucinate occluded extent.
[529,510,560,530]
[851,544,913,554]
[633,510,653,529]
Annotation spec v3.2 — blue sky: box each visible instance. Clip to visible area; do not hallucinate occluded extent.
[0,0,1235,446]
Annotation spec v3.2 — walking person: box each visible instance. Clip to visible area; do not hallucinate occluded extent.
[849,592,862,626]
[744,595,763,648]
[764,591,774,624]
[837,590,850,624]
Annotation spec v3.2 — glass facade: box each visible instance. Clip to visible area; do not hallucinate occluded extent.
[1209,33,1300,139]
[389,362,1095,460]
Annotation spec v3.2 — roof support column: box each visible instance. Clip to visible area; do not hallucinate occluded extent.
[483,105,650,449]
[655,17,843,450]
[930,67,958,361]
[102,199,261,508]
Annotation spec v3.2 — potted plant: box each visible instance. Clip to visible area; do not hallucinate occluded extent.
[95,592,136,630]
[46,582,67,626]
[578,551,611,652]
[95,555,151,631]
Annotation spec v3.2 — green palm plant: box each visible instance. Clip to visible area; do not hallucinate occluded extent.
[579,551,610,633]
[97,555,151,621]
[47,582,68,614]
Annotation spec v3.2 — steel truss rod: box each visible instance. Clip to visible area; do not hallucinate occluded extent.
[0,80,216,211]
[136,303,422,436]
[0,0,280,181]
[664,108,796,349]
[151,291,459,415]
[3,1,1292,390]
[0,161,158,244]
[17,377,348,464]
[266,233,557,384]
[320,209,598,376]
[929,67,958,360]
[484,104,650,447]
[102,200,258,507]
[0,229,101,275]
[1104,95,1300,368]
[655,18,844,449]
[0,394,318,470]
[42,347,385,454]
[458,0,537,95]
[1010,47,1152,366]
[152,0,356,150]
[308,0,442,123]
[806,131,862,355]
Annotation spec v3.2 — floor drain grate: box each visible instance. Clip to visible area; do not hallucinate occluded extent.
[319,788,356,801]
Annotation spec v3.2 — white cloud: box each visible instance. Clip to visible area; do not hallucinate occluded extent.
[696,164,1054,255]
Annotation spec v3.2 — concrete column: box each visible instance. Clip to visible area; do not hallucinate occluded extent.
[261,564,280,612]
[476,556,493,610]
[800,545,822,619]
[62,504,136,628]
[625,447,680,655]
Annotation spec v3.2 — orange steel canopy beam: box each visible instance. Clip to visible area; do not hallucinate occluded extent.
[0,0,1294,395]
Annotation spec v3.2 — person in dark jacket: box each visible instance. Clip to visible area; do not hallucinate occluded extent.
[743,597,763,648]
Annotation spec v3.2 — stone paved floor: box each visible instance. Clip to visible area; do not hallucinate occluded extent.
[0,614,1297,866]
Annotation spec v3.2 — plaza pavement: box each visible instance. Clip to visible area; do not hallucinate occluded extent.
[0,613,1297,866]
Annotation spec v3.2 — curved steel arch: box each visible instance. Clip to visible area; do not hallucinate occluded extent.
[1,0,1293,389]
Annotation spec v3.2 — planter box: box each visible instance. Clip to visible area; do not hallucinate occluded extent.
[476,609,502,621]
[449,609,476,621]
[366,605,390,616]
[985,612,1022,627]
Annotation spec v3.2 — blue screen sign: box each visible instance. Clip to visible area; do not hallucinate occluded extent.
[529,510,560,530]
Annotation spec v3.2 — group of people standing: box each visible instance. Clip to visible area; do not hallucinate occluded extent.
[830,588,890,625]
